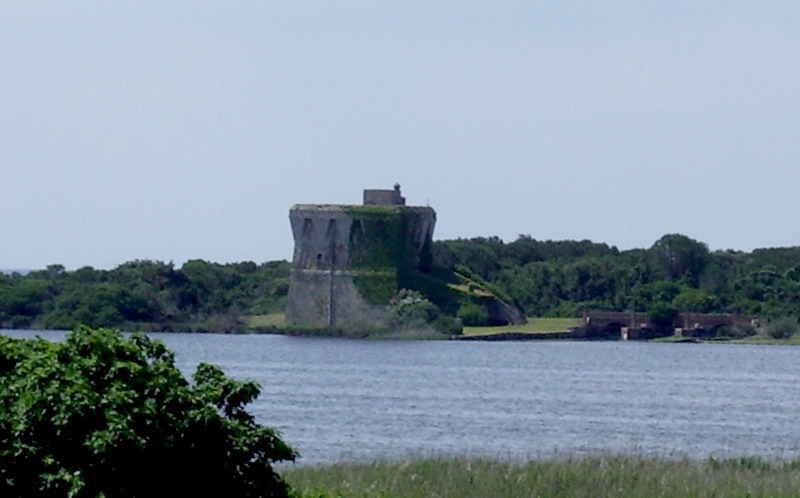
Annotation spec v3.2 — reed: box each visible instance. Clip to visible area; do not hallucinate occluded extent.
[284,454,800,497]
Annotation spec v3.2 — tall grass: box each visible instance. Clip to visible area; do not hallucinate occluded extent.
[284,454,800,497]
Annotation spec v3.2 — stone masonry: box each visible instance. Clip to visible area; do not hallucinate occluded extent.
[286,187,436,329]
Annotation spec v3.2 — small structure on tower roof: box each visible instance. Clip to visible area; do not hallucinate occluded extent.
[363,183,406,206]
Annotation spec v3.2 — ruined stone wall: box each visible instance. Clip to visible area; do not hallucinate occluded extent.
[286,204,436,329]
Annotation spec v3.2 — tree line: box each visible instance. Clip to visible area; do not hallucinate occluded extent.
[0,260,289,331]
[433,233,800,321]
[2,233,799,331]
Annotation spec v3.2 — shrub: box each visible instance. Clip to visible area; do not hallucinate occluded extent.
[0,326,296,497]
[432,315,464,335]
[387,289,462,335]
[716,322,757,339]
[647,303,678,326]
[457,300,490,326]
[766,316,799,339]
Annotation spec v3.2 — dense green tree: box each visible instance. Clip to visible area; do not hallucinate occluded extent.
[0,279,54,328]
[630,280,683,311]
[0,327,296,497]
[673,288,717,313]
[649,234,709,283]
[433,237,504,277]
[648,303,679,326]
[42,283,156,330]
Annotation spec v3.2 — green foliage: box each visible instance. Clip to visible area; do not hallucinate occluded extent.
[387,289,438,329]
[431,314,463,336]
[766,317,799,339]
[0,326,296,497]
[0,278,54,328]
[345,206,412,271]
[397,266,462,316]
[432,234,800,322]
[457,300,491,326]
[42,283,155,330]
[647,303,679,326]
[352,271,397,305]
[387,289,462,335]
[345,207,442,308]
[673,288,717,313]
[1,260,291,332]
[453,264,514,303]
[631,280,683,311]
[715,322,757,339]
[650,233,710,283]
[434,236,618,284]
[6,232,800,331]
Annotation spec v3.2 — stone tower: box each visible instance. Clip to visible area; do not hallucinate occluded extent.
[286,186,436,329]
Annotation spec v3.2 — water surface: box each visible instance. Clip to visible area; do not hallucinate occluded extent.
[5,330,800,463]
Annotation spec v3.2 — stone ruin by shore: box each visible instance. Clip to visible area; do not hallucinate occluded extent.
[286,185,525,331]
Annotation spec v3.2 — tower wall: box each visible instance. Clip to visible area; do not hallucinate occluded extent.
[286,204,436,329]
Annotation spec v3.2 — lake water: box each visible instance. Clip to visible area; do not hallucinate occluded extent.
[4,330,800,464]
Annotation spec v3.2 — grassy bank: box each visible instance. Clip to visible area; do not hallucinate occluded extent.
[284,454,800,497]
[650,333,800,346]
[245,315,583,339]
[243,312,286,330]
[461,317,582,337]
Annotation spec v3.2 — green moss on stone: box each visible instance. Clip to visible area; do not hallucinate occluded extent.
[346,207,413,271]
[345,205,406,216]
[344,206,437,306]
[352,271,398,305]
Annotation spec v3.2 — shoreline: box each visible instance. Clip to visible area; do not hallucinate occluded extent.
[4,326,800,345]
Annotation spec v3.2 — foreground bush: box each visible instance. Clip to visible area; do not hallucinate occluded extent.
[0,327,296,497]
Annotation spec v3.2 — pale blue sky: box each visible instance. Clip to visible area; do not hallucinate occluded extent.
[3,2,799,269]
